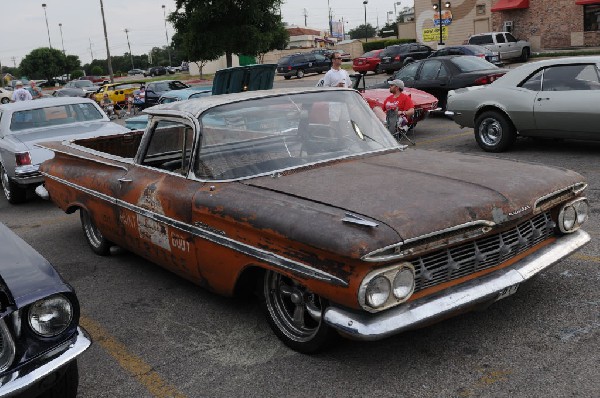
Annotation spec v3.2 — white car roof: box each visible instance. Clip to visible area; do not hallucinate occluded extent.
[0,96,99,112]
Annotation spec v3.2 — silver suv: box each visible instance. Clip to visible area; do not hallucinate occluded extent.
[467,31,531,62]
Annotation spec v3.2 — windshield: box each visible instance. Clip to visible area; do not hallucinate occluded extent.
[195,90,399,180]
[75,80,94,88]
[10,103,104,131]
[452,56,497,72]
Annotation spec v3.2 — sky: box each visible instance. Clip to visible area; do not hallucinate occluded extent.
[0,0,413,68]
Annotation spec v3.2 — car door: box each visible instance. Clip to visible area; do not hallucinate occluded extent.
[504,33,521,59]
[412,59,451,104]
[115,118,204,283]
[393,62,421,88]
[533,63,600,136]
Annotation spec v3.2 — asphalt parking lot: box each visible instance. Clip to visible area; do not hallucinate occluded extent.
[1,73,599,398]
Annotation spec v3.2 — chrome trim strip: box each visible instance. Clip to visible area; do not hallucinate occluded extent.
[533,182,588,211]
[0,326,91,396]
[324,230,590,340]
[342,213,379,228]
[41,174,347,287]
[362,220,496,262]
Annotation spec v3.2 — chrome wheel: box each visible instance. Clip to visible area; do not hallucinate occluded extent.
[1,165,10,201]
[80,208,112,255]
[296,69,305,79]
[0,164,26,204]
[262,270,332,353]
[478,117,503,147]
[0,97,9,104]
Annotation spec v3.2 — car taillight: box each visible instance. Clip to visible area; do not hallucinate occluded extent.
[474,73,506,85]
[15,152,31,166]
[287,66,292,70]
[477,54,485,58]
[394,55,401,61]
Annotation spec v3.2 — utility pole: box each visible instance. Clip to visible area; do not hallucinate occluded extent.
[162,5,172,66]
[42,4,52,49]
[327,0,332,36]
[303,8,308,27]
[11,57,17,68]
[99,0,114,83]
[59,23,65,55]
[89,39,94,61]
[124,29,134,69]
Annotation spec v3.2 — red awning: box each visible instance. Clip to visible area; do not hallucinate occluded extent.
[491,0,529,12]
[575,0,600,5]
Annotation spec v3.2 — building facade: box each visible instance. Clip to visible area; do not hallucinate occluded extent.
[413,0,600,50]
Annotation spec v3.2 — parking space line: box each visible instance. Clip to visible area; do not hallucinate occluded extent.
[573,253,600,264]
[80,315,188,398]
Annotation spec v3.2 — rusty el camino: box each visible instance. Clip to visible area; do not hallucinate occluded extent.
[37,88,590,353]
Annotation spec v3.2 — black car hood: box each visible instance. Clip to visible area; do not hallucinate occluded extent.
[246,150,583,242]
[0,223,71,309]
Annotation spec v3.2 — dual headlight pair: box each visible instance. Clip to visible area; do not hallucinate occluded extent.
[558,198,589,234]
[359,263,415,312]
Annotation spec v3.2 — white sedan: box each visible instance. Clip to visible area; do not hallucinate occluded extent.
[447,56,600,152]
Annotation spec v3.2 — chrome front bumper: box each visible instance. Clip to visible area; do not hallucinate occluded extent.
[324,230,590,340]
[0,327,91,397]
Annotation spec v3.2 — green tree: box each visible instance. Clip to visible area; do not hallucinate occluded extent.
[91,66,103,75]
[378,22,398,38]
[170,0,289,67]
[20,47,69,81]
[70,70,84,79]
[348,24,377,40]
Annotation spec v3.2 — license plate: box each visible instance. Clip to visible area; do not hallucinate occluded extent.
[491,56,499,62]
[495,284,519,302]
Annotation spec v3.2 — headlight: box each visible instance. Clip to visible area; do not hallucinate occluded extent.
[558,198,589,233]
[28,294,73,337]
[360,262,416,312]
[365,276,390,308]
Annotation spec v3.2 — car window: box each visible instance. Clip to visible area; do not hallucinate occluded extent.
[169,81,188,90]
[420,60,443,80]
[451,56,497,72]
[394,62,420,81]
[10,103,104,131]
[469,35,492,45]
[141,120,194,175]
[363,50,378,58]
[506,33,518,43]
[495,33,506,44]
[278,56,291,64]
[435,49,448,56]
[196,91,397,180]
[541,64,600,91]
[520,69,543,91]
[314,54,327,62]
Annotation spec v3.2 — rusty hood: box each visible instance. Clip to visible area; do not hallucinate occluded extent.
[244,149,584,241]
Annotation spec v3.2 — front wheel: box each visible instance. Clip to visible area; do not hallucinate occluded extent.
[262,270,334,353]
[474,111,517,152]
[1,97,9,104]
[80,208,112,255]
[1,163,26,204]
[296,69,305,79]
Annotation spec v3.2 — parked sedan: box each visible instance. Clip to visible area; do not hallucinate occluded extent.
[276,53,332,79]
[0,88,12,104]
[52,87,89,98]
[128,68,146,76]
[144,80,190,106]
[0,97,129,203]
[447,56,600,152]
[378,56,507,110]
[0,222,91,397]
[352,49,384,75]
[429,45,502,66]
[64,79,99,94]
[144,66,167,77]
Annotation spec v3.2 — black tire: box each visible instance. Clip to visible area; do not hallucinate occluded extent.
[374,64,381,74]
[0,163,27,204]
[296,69,305,79]
[262,270,334,354]
[284,76,291,80]
[0,97,9,104]
[520,47,530,62]
[474,110,517,152]
[80,208,112,255]
[38,360,79,398]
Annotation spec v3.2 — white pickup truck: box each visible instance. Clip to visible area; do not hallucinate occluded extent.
[467,31,531,62]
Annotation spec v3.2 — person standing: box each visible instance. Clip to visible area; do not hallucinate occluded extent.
[318,52,351,88]
[11,81,33,102]
[29,81,43,99]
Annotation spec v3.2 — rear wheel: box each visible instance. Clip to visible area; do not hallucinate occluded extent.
[520,48,530,62]
[296,69,305,79]
[80,208,112,255]
[0,97,9,104]
[0,163,26,204]
[475,110,517,152]
[262,270,334,353]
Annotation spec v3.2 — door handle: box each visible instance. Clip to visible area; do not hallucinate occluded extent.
[536,97,550,101]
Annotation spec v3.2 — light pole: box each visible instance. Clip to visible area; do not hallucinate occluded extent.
[394,1,402,18]
[363,1,368,42]
[58,23,65,55]
[99,0,114,83]
[387,11,393,24]
[124,29,134,70]
[433,1,451,48]
[42,4,52,49]
[162,5,172,66]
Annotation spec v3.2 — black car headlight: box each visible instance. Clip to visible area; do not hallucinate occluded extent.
[28,294,73,337]
[558,198,589,233]
[359,263,416,312]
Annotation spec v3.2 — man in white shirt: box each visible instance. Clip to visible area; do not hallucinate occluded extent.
[11,81,32,102]
[317,52,351,88]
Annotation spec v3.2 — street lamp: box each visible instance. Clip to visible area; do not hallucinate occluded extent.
[162,5,172,66]
[58,23,65,55]
[387,11,394,24]
[363,1,368,42]
[432,1,451,47]
[394,1,402,17]
[42,4,52,49]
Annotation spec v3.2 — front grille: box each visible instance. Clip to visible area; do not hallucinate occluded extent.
[411,212,555,293]
[0,318,16,372]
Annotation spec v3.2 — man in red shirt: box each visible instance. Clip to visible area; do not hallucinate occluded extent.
[373,79,415,124]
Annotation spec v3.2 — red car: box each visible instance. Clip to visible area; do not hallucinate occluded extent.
[352,49,383,75]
